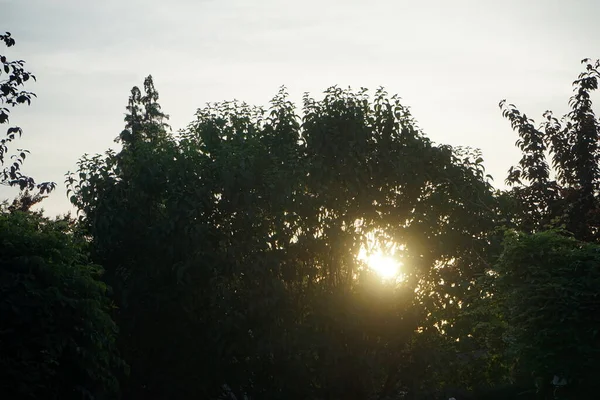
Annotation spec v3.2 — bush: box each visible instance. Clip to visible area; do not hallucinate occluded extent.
[0,210,126,399]
[495,230,600,398]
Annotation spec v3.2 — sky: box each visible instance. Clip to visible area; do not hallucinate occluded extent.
[1,0,600,216]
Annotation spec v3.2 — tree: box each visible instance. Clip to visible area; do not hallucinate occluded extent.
[69,83,498,399]
[68,77,185,399]
[0,32,54,193]
[117,75,170,147]
[487,59,600,399]
[500,59,600,241]
[0,209,126,399]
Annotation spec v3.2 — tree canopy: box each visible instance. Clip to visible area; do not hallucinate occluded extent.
[67,82,501,399]
[500,58,600,241]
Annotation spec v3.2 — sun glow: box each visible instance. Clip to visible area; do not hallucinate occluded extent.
[367,253,400,279]
[363,252,402,280]
[356,228,405,282]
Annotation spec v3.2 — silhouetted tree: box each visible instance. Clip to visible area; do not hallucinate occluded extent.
[69,82,498,399]
[501,58,600,241]
[0,32,54,193]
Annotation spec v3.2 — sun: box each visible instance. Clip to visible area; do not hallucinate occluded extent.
[365,252,401,280]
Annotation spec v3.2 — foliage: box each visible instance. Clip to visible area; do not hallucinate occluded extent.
[500,59,600,241]
[0,32,54,193]
[0,209,126,399]
[496,59,600,398]
[5,188,48,212]
[68,79,499,399]
[493,230,600,398]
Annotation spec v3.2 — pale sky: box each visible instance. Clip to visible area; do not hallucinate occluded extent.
[1,0,599,216]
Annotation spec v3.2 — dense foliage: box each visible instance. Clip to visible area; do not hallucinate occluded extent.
[494,230,600,398]
[0,209,125,399]
[67,81,500,399]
